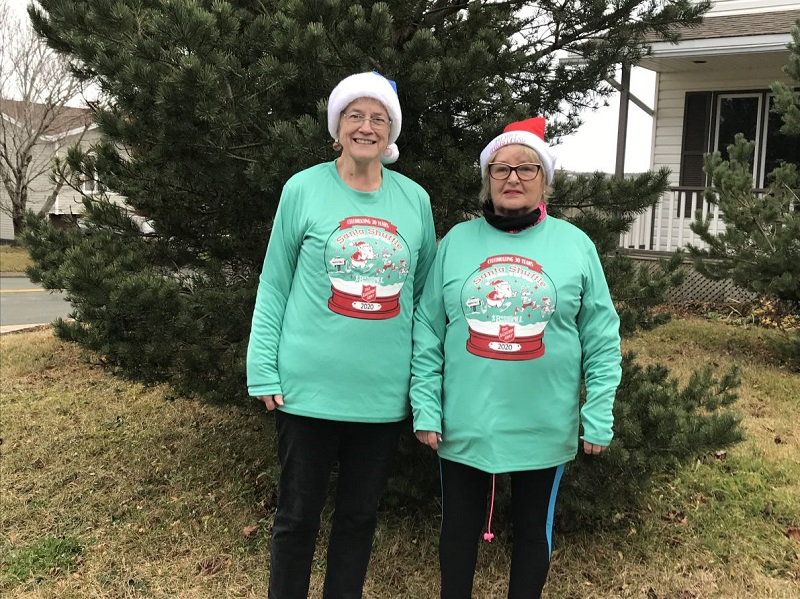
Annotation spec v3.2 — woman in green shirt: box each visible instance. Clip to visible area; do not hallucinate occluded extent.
[411,117,622,598]
[248,72,436,599]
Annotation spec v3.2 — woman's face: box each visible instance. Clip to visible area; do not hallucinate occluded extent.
[489,144,544,216]
[337,98,390,165]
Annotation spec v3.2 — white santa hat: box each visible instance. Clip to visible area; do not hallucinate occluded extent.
[328,71,402,164]
[479,117,556,184]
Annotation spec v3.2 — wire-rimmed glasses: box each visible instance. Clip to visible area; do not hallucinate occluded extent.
[341,112,392,130]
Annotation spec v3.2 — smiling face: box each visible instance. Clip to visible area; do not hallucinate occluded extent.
[337,97,390,166]
[488,144,545,216]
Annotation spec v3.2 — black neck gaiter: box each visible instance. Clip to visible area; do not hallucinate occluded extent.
[482,201,541,232]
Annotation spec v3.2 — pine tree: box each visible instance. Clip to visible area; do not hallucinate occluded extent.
[23,0,745,527]
[689,18,800,304]
[23,0,710,396]
[689,20,799,368]
[771,18,800,135]
[548,169,686,337]
[690,135,800,303]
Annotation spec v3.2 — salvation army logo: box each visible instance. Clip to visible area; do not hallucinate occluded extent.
[324,216,411,320]
[461,254,557,360]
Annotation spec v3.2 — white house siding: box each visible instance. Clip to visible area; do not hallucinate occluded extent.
[0,137,55,243]
[1,128,125,242]
[706,0,800,17]
[49,129,122,219]
[648,60,794,251]
[0,213,13,242]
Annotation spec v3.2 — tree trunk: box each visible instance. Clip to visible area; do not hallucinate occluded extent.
[12,187,28,237]
[12,208,25,237]
[39,178,66,217]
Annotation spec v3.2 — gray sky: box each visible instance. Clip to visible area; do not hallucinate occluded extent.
[7,0,654,173]
[551,67,656,173]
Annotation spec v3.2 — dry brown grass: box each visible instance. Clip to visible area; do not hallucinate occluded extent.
[1,319,798,598]
[0,246,32,273]
[2,330,270,598]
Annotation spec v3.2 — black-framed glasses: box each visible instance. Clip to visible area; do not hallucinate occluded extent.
[487,162,542,181]
[341,112,392,130]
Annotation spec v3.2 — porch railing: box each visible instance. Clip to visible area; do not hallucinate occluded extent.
[619,186,770,253]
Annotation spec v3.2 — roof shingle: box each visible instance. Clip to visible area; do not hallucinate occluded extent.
[0,99,92,135]
[650,10,798,42]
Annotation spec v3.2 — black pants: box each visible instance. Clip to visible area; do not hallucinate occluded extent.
[439,458,565,599]
[268,410,404,599]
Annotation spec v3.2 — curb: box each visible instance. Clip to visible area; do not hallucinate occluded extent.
[0,323,52,335]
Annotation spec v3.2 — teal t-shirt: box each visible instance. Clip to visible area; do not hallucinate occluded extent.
[410,215,622,472]
[247,161,437,422]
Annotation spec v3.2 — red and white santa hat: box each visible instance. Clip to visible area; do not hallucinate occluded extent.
[328,71,402,164]
[479,117,556,184]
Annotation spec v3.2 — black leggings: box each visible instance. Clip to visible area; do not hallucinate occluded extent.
[439,458,565,599]
[269,411,404,599]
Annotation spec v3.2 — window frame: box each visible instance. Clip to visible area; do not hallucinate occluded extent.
[712,91,764,182]
[681,87,800,193]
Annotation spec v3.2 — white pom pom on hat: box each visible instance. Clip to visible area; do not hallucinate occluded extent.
[479,117,556,184]
[328,71,402,164]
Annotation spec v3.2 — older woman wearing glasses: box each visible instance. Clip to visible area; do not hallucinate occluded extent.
[247,71,436,599]
[410,118,621,599]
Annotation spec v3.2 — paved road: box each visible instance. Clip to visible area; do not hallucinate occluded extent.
[0,275,71,328]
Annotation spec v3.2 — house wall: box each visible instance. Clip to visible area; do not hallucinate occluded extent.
[0,136,54,242]
[50,129,126,218]
[0,212,12,242]
[649,58,794,251]
[652,62,791,182]
[0,128,125,242]
[706,0,800,17]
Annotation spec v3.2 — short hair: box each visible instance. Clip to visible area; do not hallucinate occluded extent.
[479,145,553,204]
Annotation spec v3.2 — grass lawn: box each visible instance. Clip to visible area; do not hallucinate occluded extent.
[0,246,32,273]
[1,318,798,598]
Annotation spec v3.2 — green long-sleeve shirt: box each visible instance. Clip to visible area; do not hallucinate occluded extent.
[247,161,436,422]
[410,215,621,472]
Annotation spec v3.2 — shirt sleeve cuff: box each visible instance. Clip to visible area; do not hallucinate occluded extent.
[248,384,283,397]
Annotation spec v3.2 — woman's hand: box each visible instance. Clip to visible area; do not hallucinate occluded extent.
[583,441,606,455]
[256,394,284,411]
[415,430,442,451]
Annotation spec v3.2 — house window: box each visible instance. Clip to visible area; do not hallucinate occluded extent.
[714,93,762,170]
[679,89,800,217]
[713,91,800,188]
[761,95,800,186]
[81,173,105,195]
[82,177,96,194]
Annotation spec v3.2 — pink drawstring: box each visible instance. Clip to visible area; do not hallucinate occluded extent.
[483,474,496,542]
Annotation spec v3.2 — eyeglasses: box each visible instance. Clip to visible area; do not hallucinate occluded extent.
[487,162,542,181]
[341,112,392,130]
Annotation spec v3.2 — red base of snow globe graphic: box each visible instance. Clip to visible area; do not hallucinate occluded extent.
[328,284,401,320]
[462,254,556,361]
[325,216,410,321]
[466,325,545,361]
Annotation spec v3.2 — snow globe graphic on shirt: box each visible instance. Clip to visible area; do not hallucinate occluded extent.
[324,216,411,320]
[461,254,557,360]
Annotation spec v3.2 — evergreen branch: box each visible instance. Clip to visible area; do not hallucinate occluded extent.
[730,191,777,254]
[223,152,258,164]
[394,1,468,47]
[422,0,469,26]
